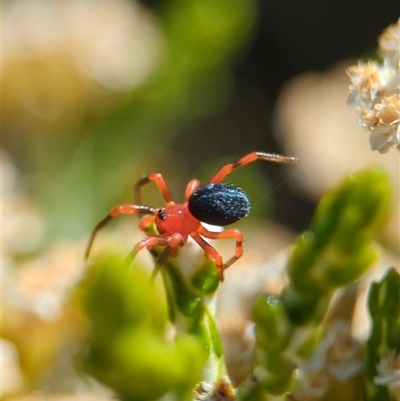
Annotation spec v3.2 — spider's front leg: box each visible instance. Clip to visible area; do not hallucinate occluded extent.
[127,233,187,281]
[208,151,299,183]
[135,173,174,206]
[85,204,157,259]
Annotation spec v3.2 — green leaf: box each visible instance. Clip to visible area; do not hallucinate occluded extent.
[285,167,392,325]
[365,267,400,401]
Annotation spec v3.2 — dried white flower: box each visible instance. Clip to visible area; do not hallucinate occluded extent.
[364,94,400,153]
[347,61,398,108]
[347,19,400,154]
[290,320,363,400]
[374,352,400,401]
[378,17,400,67]
[325,320,363,381]
[194,378,235,401]
[290,368,329,400]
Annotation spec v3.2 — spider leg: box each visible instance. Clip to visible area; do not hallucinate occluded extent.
[208,151,299,183]
[190,232,225,281]
[139,215,156,231]
[184,179,201,201]
[135,173,174,206]
[198,226,244,279]
[150,247,173,282]
[85,204,157,260]
[126,233,186,281]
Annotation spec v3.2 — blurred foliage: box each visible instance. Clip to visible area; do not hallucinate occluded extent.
[282,168,392,324]
[365,267,400,401]
[2,0,257,242]
[81,254,207,401]
[237,167,394,400]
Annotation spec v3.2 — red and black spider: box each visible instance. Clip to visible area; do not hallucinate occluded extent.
[85,151,298,281]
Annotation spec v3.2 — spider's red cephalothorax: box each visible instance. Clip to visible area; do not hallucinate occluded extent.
[85,151,298,281]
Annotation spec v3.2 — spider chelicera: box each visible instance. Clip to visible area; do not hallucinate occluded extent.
[85,151,298,281]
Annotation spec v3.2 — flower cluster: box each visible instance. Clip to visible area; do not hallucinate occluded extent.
[347,18,400,153]
[289,320,363,401]
[374,352,400,401]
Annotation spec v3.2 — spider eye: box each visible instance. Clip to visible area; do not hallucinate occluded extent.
[188,183,250,226]
[157,209,166,220]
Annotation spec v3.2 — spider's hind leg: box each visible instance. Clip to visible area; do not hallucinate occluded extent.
[197,226,245,281]
[190,233,225,281]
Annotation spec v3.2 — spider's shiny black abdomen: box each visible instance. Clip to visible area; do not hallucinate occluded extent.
[188,183,250,226]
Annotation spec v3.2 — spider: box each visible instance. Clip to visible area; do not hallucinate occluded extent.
[85,151,298,281]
